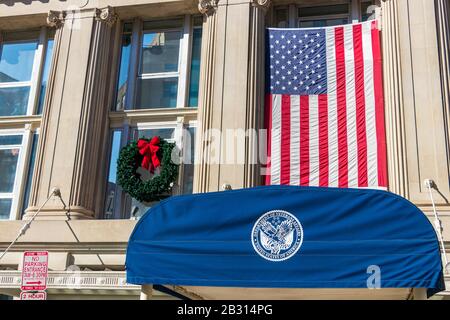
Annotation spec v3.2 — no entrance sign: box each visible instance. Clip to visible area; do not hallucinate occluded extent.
[21,251,48,291]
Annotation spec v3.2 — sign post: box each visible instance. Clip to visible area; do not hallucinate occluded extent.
[21,251,48,300]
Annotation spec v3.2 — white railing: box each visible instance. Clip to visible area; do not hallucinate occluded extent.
[0,270,139,291]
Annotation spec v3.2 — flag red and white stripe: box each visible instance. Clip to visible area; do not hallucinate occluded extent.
[265,21,387,189]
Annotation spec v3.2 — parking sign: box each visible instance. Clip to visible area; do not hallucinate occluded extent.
[20,291,47,300]
[21,251,48,291]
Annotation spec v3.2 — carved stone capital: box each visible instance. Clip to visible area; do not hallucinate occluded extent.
[198,0,219,16]
[95,6,117,27]
[47,10,66,28]
[251,0,271,11]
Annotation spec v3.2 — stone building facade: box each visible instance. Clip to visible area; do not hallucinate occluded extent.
[0,0,449,299]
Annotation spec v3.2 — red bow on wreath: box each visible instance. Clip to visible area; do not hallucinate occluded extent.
[137,137,161,173]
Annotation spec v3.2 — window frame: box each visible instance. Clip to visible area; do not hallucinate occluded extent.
[0,26,54,220]
[271,0,374,28]
[103,120,198,220]
[0,128,26,220]
[0,27,50,117]
[104,15,202,219]
[121,15,197,111]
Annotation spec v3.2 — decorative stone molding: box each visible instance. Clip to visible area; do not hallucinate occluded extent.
[47,10,66,28]
[95,6,117,27]
[251,0,271,11]
[198,0,219,16]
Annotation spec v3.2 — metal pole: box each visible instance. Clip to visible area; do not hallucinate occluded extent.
[0,188,65,262]
[424,179,449,273]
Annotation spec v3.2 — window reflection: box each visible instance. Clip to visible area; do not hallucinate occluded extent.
[0,148,20,193]
[0,199,12,220]
[21,133,38,216]
[188,28,202,107]
[37,39,54,114]
[115,23,132,111]
[136,77,178,109]
[0,41,37,82]
[104,130,122,220]
[141,31,181,74]
[0,86,30,116]
[182,127,196,194]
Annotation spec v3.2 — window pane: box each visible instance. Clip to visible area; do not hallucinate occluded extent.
[115,23,132,111]
[143,19,184,31]
[0,135,22,145]
[136,77,178,109]
[299,18,349,28]
[21,133,38,216]
[104,130,122,220]
[299,4,349,18]
[136,128,175,141]
[182,127,196,194]
[0,86,30,116]
[0,41,37,82]
[275,8,289,28]
[37,39,54,114]
[141,31,181,74]
[0,148,20,193]
[362,1,375,21]
[188,28,202,107]
[0,199,12,220]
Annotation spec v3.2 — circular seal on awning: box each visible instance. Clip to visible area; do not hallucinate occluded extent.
[251,210,304,262]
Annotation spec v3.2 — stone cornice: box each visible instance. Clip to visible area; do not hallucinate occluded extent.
[95,6,118,27]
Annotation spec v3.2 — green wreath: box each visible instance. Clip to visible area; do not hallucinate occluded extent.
[116,136,179,203]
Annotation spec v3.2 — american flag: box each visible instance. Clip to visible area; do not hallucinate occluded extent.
[265,20,387,189]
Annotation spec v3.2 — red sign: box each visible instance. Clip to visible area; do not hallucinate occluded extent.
[20,291,47,300]
[21,251,48,291]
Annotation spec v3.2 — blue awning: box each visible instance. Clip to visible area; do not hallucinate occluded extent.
[126,186,444,297]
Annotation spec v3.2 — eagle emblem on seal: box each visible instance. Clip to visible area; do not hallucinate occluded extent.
[251,210,303,262]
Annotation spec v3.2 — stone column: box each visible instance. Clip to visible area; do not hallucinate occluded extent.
[435,0,450,181]
[379,0,409,198]
[381,0,450,207]
[194,0,270,193]
[140,285,153,300]
[24,7,118,220]
[413,288,427,300]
